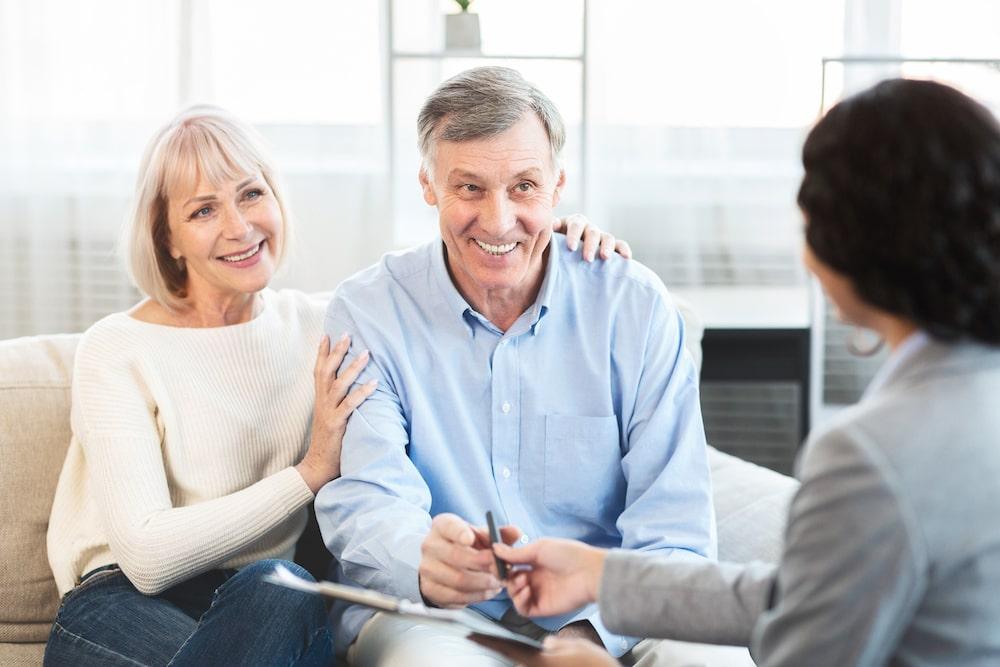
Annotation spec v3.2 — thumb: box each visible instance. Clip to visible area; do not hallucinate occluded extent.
[499,524,522,546]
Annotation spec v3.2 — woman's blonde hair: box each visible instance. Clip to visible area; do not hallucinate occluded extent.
[122,105,292,309]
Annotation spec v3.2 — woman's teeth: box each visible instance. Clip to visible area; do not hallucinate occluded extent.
[221,242,262,262]
[474,240,517,255]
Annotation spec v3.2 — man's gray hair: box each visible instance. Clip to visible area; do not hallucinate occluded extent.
[417,66,566,174]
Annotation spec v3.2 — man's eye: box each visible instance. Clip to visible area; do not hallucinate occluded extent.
[462,184,480,193]
[515,182,533,192]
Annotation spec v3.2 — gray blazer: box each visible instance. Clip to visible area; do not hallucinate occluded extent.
[599,340,1000,666]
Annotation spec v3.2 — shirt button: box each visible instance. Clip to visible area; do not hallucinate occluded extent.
[620,638,628,650]
[499,339,508,347]
[501,401,511,414]
[502,467,511,479]
[519,535,530,544]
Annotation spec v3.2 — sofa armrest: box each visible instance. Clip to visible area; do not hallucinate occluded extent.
[709,446,798,564]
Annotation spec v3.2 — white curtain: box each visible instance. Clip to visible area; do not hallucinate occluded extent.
[0,0,388,338]
[3,0,999,342]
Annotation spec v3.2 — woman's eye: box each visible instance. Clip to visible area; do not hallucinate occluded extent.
[192,206,212,219]
[244,188,263,200]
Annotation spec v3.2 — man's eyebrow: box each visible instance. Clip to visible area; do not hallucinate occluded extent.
[447,169,482,181]
[512,168,545,180]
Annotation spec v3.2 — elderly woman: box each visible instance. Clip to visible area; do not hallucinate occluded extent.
[478,79,1000,666]
[43,106,625,666]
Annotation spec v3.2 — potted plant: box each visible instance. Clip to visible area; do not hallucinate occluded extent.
[445,0,480,52]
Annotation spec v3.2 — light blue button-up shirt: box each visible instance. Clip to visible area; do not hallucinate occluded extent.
[316,236,716,656]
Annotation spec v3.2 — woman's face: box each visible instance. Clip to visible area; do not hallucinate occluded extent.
[165,171,282,304]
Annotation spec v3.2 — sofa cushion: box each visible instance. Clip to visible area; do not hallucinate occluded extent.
[0,335,79,643]
[708,446,798,564]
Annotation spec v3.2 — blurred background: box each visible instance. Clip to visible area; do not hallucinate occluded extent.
[2,0,998,471]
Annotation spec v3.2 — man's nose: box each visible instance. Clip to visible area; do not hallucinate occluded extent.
[221,204,253,240]
[479,193,516,238]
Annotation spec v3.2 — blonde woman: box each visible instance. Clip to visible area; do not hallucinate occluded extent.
[44,106,625,666]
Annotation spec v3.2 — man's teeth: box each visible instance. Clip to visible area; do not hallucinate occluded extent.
[474,240,517,255]
[221,242,262,262]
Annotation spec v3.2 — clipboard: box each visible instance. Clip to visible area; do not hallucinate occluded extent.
[264,564,544,651]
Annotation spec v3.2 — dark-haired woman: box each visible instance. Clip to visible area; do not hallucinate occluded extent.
[474,78,1000,667]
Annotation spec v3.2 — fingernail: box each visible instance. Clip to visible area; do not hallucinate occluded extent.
[366,379,378,388]
[360,349,370,359]
[339,332,349,342]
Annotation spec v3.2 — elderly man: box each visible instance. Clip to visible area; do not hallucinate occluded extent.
[316,66,715,666]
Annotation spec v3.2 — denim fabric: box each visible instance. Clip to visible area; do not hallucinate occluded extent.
[44,559,333,666]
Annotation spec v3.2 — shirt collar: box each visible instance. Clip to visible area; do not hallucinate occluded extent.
[429,237,559,338]
[862,329,931,399]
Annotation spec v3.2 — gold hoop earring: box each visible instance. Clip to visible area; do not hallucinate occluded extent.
[846,327,884,357]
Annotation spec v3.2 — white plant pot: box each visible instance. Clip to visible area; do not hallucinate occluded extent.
[445,12,481,52]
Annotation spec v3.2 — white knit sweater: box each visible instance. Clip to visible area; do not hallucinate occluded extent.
[47,289,324,596]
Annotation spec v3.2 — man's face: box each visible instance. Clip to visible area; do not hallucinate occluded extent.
[419,113,565,306]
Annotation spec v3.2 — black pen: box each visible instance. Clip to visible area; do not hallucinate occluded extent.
[485,511,509,581]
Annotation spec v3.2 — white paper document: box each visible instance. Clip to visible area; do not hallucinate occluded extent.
[264,564,544,650]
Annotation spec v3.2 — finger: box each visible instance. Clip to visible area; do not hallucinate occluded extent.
[420,559,501,599]
[470,525,493,550]
[510,582,536,616]
[493,541,540,564]
[314,335,331,376]
[338,379,378,413]
[615,239,632,259]
[551,216,567,233]
[425,536,495,573]
[323,332,353,372]
[328,349,370,397]
[581,226,600,262]
[564,215,585,251]
[598,232,615,260]
[318,333,350,382]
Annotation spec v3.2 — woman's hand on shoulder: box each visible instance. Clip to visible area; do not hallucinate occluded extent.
[554,214,632,262]
[296,333,377,494]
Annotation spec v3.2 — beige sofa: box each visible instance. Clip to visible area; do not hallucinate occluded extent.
[0,330,798,665]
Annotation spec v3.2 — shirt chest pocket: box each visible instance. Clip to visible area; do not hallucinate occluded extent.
[543,415,624,519]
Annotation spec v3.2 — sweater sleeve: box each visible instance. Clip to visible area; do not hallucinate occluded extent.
[71,324,314,595]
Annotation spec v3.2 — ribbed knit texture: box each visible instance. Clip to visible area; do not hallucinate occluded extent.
[47,289,323,596]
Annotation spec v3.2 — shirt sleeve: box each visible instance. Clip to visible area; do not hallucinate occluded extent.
[750,426,926,666]
[617,292,717,557]
[587,290,716,655]
[314,303,432,603]
[72,329,314,595]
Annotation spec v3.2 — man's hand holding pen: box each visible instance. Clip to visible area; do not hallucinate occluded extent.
[417,513,521,608]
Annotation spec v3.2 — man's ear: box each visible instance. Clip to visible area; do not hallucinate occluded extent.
[418,167,438,206]
[551,168,566,207]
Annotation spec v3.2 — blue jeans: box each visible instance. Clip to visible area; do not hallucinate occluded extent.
[44,559,334,666]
